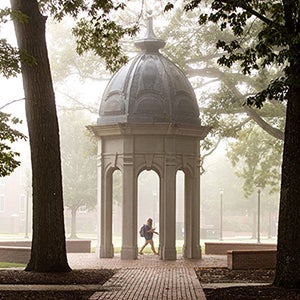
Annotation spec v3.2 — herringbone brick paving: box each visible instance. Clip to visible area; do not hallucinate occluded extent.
[68,253,227,300]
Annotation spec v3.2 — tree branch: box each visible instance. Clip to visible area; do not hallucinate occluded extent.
[200,137,221,175]
[57,91,98,114]
[0,98,25,110]
[186,65,285,140]
[215,0,274,26]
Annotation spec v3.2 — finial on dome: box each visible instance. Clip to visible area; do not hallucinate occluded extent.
[146,10,156,39]
[134,10,166,52]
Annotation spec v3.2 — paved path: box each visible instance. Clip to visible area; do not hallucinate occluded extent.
[67,253,227,300]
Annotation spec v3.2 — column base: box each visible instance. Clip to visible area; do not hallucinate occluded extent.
[121,246,138,260]
[96,244,114,258]
[161,247,177,260]
[182,244,202,259]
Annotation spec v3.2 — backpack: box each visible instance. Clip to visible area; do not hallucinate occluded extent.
[139,225,145,237]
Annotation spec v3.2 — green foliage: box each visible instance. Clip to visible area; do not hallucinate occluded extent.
[0,8,20,77]
[0,39,20,78]
[0,7,36,78]
[0,112,26,177]
[40,0,139,73]
[2,1,138,75]
[164,2,174,12]
[47,20,109,83]
[227,125,283,197]
[39,0,125,20]
[72,17,138,73]
[160,1,286,196]
[59,111,97,212]
[45,0,286,199]
[247,77,288,107]
[181,0,295,108]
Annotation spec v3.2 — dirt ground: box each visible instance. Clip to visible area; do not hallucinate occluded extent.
[0,269,114,300]
[196,267,300,300]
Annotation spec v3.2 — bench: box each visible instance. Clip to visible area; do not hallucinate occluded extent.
[227,249,277,269]
[205,242,277,255]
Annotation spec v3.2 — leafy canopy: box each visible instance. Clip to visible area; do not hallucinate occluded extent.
[0,112,26,177]
[160,3,284,195]
[0,8,23,77]
[39,0,139,73]
[0,7,36,77]
[165,0,294,108]
[0,8,28,177]
[0,0,138,177]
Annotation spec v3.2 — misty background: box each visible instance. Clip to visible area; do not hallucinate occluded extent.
[0,0,280,250]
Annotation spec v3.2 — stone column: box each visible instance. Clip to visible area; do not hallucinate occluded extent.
[121,140,138,259]
[158,183,163,258]
[161,154,177,260]
[183,165,201,259]
[97,151,114,258]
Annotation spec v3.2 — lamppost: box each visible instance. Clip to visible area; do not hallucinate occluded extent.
[219,188,224,241]
[257,186,261,244]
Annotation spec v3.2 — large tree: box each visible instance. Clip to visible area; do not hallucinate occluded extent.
[165,0,300,288]
[10,0,70,272]
[6,0,138,272]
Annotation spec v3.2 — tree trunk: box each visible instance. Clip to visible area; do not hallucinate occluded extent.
[69,208,78,239]
[274,66,300,288]
[10,0,71,272]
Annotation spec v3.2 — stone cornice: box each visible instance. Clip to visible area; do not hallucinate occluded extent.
[87,123,211,140]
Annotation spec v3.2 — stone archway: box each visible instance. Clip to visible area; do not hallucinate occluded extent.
[90,123,208,260]
[137,170,160,252]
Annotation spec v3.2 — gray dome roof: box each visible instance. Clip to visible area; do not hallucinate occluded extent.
[98,17,200,126]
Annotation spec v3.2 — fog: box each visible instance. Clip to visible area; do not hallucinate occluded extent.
[0,1,279,249]
[0,123,279,247]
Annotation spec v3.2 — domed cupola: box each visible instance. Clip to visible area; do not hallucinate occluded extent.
[90,14,210,262]
[98,16,200,125]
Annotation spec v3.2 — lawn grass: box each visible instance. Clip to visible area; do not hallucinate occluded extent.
[0,262,25,268]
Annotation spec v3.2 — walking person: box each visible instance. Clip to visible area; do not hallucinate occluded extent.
[139,218,159,255]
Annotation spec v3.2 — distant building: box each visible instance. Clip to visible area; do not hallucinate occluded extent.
[0,164,31,235]
[0,161,98,238]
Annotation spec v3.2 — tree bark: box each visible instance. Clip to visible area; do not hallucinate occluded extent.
[273,0,300,287]
[274,66,300,288]
[10,0,71,272]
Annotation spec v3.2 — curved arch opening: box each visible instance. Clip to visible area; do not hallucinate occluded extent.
[112,169,123,252]
[138,170,160,254]
[176,170,185,252]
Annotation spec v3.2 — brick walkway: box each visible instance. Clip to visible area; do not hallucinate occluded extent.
[68,253,227,300]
